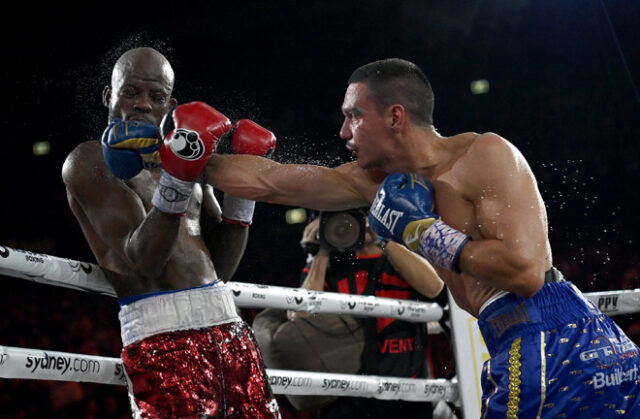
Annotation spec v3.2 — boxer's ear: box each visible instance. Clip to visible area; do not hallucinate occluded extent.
[102,85,111,108]
[388,104,406,133]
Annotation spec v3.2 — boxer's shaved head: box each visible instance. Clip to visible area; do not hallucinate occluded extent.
[111,47,175,95]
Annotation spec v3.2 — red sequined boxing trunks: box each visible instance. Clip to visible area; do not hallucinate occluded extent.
[118,281,281,418]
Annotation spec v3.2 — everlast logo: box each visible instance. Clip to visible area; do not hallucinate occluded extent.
[370,190,404,235]
[598,296,618,311]
[489,302,531,338]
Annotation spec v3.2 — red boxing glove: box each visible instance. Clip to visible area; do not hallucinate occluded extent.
[153,102,232,214]
[216,119,276,225]
[217,119,276,157]
[159,101,233,181]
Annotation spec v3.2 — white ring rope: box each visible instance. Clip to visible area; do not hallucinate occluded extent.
[0,245,444,323]
[0,345,458,403]
[1,245,638,317]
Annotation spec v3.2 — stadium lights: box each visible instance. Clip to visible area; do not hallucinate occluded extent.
[470,79,490,95]
[285,208,308,224]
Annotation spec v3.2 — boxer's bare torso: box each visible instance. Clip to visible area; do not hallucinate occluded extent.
[415,132,552,315]
[63,140,218,297]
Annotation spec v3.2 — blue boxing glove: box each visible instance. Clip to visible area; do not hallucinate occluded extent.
[101,119,161,179]
[368,172,471,273]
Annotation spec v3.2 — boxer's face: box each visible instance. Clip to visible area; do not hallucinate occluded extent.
[340,83,390,170]
[103,56,176,126]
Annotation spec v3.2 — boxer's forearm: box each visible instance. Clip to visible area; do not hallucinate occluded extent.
[205,222,249,282]
[124,208,181,279]
[206,154,368,210]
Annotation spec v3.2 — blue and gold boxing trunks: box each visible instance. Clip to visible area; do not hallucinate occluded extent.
[478,280,640,418]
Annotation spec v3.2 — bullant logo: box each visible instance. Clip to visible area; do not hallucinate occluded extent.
[169,129,205,160]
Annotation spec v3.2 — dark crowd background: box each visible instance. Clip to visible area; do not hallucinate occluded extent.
[1,1,639,417]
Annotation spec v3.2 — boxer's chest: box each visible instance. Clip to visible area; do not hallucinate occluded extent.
[432,179,480,238]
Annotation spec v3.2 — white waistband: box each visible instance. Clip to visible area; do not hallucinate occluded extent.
[118,283,241,346]
[478,290,509,315]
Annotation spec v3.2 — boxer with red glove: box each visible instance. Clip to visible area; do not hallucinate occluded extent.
[152,101,232,215]
[216,119,277,226]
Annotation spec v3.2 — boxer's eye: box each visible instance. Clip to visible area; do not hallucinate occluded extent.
[121,87,138,98]
[151,93,168,104]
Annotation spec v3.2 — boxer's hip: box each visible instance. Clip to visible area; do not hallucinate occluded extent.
[477,277,599,355]
[118,281,241,347]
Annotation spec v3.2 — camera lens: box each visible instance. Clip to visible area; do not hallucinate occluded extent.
[322,212,362,251]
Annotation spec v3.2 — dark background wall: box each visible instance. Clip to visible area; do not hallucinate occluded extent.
[0,1,638,417]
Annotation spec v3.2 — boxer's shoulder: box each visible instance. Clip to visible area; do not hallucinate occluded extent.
[65,140,103,164]
[449,132,516,170]
[62,140,110,188]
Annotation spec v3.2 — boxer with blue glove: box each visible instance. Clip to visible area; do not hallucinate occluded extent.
[62,47,280,418]
[101,119,161,179]
[368,172,470,273]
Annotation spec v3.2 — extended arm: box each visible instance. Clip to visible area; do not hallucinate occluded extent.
[206,155,372,211]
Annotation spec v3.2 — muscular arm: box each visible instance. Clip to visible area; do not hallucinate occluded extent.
[62,142,180,282]
[383,241,444,299]
[206,154,373,211]
[456,134,551,296]
[200,184,248,281]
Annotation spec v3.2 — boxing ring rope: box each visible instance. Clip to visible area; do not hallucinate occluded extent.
[1,245,639,412]
[0,345,458,403]
[0,245,445,323]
